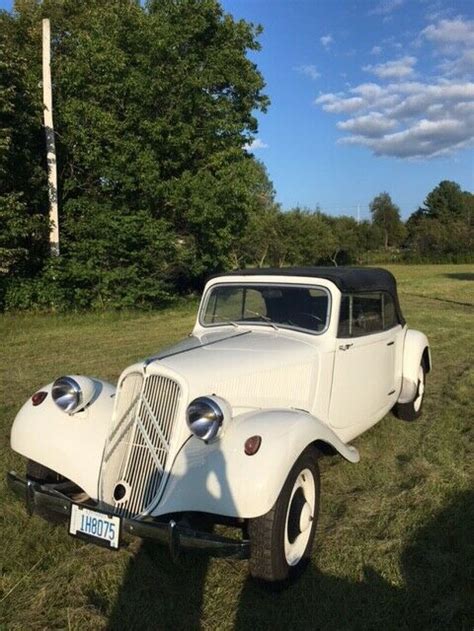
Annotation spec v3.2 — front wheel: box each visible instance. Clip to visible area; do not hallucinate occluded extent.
[248,447,320,583]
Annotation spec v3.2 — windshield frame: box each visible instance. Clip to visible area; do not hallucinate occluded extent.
[199,282,332,336]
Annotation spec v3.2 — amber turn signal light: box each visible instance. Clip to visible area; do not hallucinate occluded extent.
[32,391,47,406]
[244,435,262,456]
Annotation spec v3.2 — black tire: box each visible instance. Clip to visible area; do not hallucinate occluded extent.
[393,362,426,421]
[248,446,320,583]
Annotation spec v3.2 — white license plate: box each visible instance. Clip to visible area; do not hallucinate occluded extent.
[69,504,121,549]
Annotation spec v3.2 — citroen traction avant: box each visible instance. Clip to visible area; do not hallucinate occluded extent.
[8,267,431,582]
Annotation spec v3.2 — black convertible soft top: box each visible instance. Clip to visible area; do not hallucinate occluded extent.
[211,266,405,325]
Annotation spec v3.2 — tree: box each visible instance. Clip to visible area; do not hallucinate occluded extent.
[326,215,361,266]
[422,180,469,222]
[405,181,473,262]
[369,192,404,250]
[0,13,49,280]
[230,161,280,269]
[266,209,335,267]
[1,0,270,307]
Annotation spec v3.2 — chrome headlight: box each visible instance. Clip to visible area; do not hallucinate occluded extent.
[52,376,83,414]
[186,395,230,442]
[51,375,97,415]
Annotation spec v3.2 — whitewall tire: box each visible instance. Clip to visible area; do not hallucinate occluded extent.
[248,447,320,583]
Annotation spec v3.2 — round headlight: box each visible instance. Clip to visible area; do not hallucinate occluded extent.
[52,376,83,414]
[186,396,229,442]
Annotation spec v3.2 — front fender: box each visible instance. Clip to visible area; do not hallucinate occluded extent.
[398,329,431,403]
[156,409,359,519]
[10,379,115,498]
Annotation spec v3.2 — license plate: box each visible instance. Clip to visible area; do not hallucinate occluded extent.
[69,504,121,549]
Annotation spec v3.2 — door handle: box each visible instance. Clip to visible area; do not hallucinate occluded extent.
[339,343,353,351]
[387,341,394,346]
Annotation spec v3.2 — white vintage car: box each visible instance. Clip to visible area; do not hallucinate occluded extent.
[8,267,431,582]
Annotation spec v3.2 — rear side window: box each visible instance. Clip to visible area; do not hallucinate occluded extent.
[338,292,399,337]
[382,293,398,329]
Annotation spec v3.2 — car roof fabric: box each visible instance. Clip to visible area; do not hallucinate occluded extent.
[210,266,405,325]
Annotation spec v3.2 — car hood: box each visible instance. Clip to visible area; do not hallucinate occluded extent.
[144,328,319,413]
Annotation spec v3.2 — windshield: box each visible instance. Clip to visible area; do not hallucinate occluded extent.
[201,284,330,333]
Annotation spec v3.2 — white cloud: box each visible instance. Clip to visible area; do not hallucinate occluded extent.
[351,83,385,100]
[368,0,404,16]
[371,46,383,55]
[245,138,269,151]
[422,17,474,47]
[296,64,321,80]
[315,80,474,158]
[423,0,455,23]
[320,34,333,49]
[439,49,474,78]
[363,56,417,79]
[421,17,474,80]
[337,113,397,137]
[388,82,474,118]
[340,115,473,159]
[315,93,365,113]
[313,16,474,159]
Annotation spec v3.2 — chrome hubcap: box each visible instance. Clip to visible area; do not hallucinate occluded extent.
[414,366,424,412]
[299,502,312,532]
[284,468,316,566]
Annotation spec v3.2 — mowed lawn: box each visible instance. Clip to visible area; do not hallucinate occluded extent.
[0,264,472,630]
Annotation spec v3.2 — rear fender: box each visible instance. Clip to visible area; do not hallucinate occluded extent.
[156,408,359,519]
[10,379,115,498]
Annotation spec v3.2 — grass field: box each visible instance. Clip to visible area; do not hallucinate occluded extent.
[0,264,473,630]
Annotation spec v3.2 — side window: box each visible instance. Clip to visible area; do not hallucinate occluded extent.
[338,292,390,337]
[382,292,399,330]
[352,293,383,335]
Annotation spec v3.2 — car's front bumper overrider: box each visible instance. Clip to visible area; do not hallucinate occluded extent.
[6,471,250,559]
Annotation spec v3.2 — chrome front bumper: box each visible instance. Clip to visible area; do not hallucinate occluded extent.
[6,471,250,559]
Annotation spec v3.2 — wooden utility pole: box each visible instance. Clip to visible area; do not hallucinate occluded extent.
[42,18,59,256]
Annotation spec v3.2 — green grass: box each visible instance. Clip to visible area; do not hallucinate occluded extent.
[0,265,473,630]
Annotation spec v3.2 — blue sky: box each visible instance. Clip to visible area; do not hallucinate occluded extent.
[2,0,473,219]
[220,0,474,218]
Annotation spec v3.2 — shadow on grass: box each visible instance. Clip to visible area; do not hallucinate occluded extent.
[106,490,473,631]
[444,273,474,281]
[106,542,210,630]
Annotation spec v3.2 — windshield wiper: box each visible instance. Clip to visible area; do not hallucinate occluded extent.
[244,309,279,331]
[212,314,240,328]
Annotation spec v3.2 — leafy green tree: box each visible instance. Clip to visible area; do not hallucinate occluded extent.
[0,15,48,280]
[405,181,473,262]
[326,215,361,266]
[369,192,405,250]
[422,180,470,222]
[230,161,279,268]
[2,0,269,308]
[267,209,335,267]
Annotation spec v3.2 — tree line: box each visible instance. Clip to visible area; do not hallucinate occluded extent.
[0,0,472,311]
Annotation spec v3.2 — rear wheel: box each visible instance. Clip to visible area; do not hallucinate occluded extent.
[394,362,426,421]
[248,447,320,583]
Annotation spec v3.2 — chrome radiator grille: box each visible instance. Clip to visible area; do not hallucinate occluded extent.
[100,372,181,517]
